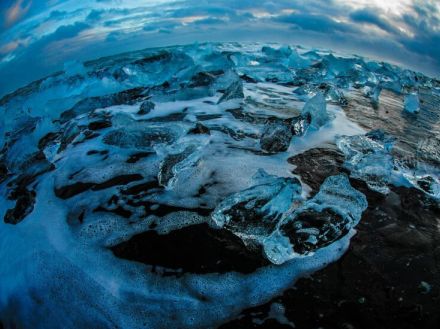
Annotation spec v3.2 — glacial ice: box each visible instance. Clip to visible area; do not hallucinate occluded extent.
[264,175,367,265]
[362,85,382,109]
[102,124,184,149]
[211,170,303,244]
[158,143,203,189]
[337,130,395,194]
[401,173,440,199]
[260,119,294,153]
[217,78,244,103]
[338,129,440,199]
[404,93,420,114]
[138,99,155,115]
[301,92,333,130]
[0,42,439,329]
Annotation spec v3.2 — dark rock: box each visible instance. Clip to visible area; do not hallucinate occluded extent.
[54,174,144,199]
[126,152,154,163]
[38,132,59,150]
[4,188,36,224]
[110,223,267,274]
[239,74,258,83]
[378,223,433,251]
[227,108,270,125]
[195,113,223,121]
[188,71,218,88]
[289,147,346,193]
[0,162,8,184]
[87,120,112,131]
[188,122,210,135]
[209,125,255,141]
[145,112,186,122]
[133,51,172,66]
[86,150,108,156]
[6,152,55,194]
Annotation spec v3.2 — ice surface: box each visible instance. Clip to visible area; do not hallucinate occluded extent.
[0,41,438,329]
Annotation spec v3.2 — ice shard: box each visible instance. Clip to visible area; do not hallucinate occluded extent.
[336,130,395,194]
[263,175,367,265]
[260,119,293,153]
[301,92,333,130]
[403,93,420,114]
[211,170,303,245]
[217,78,244,103]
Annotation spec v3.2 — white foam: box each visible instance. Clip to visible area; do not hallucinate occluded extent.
[0,175,354,328]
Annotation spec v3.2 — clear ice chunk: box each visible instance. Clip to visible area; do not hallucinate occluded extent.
[211,170,303,244]
[336,130,395,194]
[301,92,332,130]
[322,54,359,78]
[260,119,293,153]
[158,144,201,189]
[60,87,147,122]
[403,93,420,114]
[217,78,244,104]
[325,85,347,106]
[402,173,440,199]
[287,48,311,69]
[102,124,183,150]
[290,114,311,136]
[363,85,382,109]
[264,175,367,264]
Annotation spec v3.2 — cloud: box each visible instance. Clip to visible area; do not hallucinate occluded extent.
[192,17,227,25]
[4,0,32,28]
[48,21,90,40]
[275,12,358,34]
[350,8,400,34]
[0,21,90,96]
[143,20,181,32]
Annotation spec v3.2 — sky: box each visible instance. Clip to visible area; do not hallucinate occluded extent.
[0,0,439,97]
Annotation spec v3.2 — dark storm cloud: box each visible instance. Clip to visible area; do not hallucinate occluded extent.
[398,1,440,67]
[0,21,90,97]
[349,9,400,34]
[45,21,90,41]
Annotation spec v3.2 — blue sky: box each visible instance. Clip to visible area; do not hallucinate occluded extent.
[0,0,439,97]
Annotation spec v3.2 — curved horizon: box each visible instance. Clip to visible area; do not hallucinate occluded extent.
[1,0,439,97]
